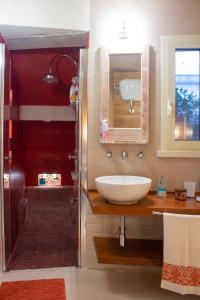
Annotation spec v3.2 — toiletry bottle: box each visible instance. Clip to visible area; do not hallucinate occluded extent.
[101,119,109,141]
[70,77,79,105]
[157,176,167,198]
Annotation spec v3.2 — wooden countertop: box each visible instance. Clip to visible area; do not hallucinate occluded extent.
[88,190,200,216]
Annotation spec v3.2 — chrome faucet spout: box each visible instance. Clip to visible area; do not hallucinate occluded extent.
[121,151,128,161]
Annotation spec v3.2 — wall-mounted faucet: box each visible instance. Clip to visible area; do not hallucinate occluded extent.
[121,151,128,161]
[106,151,143,160]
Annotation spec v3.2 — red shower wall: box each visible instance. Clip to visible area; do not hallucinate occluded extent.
[11,48,79,106]
[22,121,75,186]
[11,48,79,186]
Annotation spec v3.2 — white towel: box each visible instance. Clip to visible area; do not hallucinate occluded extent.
[161,213,200,295]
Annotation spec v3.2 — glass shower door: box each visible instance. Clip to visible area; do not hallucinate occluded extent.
[0,39,12,271]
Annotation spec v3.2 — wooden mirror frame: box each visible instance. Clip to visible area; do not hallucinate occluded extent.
[99,46,150,144]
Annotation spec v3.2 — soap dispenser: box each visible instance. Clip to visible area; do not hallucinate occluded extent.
[157,176,167,198]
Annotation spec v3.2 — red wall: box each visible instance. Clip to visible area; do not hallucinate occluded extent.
[11,48,79,186]
[11,48,79,106]
[21,121,75,186]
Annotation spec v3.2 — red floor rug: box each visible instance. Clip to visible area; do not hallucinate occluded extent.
[0,278,66,300]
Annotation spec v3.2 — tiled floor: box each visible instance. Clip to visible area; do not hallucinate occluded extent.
[8,187,78,270]
[0,267,199,300]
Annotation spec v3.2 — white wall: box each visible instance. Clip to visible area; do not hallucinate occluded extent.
[88,0,200,191]
[86,0,200,268]
[0,0,90,31]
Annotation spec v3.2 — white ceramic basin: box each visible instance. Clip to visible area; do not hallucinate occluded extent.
[95,175,152,204]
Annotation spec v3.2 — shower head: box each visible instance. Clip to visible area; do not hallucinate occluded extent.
[42,54,78,85]
[41,71,58,84]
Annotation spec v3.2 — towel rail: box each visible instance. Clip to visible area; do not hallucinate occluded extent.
[152,211,164,215]
[152,211,200,215]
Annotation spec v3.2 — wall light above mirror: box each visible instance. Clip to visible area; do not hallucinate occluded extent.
[99,46,150,144]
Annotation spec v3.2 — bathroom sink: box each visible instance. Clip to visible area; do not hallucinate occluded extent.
[95,175,152,204]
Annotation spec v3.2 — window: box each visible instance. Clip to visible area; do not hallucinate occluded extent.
[175,49,200,141]
[158,35,200,157]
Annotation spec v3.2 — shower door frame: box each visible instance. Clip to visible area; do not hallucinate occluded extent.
[0,46,88,271]
[77,49,88,267]
[0,43,6,272]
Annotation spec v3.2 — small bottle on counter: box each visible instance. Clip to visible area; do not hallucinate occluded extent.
[100,119,109,142]
[157,176,167,198]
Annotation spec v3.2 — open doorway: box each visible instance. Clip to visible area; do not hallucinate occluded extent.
[0,28,88,271]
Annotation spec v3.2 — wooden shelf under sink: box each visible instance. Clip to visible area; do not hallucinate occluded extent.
[94,237,163,266]
[88,190,200,216]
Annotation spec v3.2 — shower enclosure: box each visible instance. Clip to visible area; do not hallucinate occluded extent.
[0,32,88,271]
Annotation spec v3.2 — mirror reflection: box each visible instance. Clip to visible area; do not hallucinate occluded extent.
[109,53,141,128]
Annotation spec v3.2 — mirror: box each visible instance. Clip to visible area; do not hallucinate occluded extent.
[109,53,141,128]
[99,46,150,144]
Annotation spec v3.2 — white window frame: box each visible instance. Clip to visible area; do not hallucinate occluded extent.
[157,35,200,158]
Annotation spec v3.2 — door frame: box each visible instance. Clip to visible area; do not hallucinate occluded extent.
[0,46,88,271]
[0,42,6,272]
[78,49,88,267]
[0,46,88,272]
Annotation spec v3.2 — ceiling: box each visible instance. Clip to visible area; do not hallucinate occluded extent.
[0,25,89,50]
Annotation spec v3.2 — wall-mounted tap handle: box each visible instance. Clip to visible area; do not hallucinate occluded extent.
[106,151,112,158]
[4,155,12,160]
[68,153,77,160]
[137,152,144,159]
